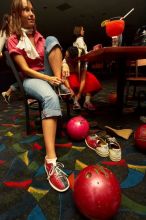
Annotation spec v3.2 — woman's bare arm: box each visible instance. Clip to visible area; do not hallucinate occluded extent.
[13,54,62,86]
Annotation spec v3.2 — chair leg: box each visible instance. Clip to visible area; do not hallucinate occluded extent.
[137,90,146,109]
[24,100,31,135]
[125,83,130,106]
[60,97,71,118]
[66,102,70,118]
[38,101,42,121]
[56,117,63,137]
[132,85,137,99]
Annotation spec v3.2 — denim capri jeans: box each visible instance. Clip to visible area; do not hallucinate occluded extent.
[23,36,62,119]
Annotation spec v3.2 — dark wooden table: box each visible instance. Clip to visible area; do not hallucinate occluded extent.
[79,46,146,112]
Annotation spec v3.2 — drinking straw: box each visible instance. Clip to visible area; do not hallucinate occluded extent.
[120,8,134,20]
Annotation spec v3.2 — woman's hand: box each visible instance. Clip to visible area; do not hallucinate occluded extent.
[62,62,70,78]
[48,76,62,86]
[69,88,75,97]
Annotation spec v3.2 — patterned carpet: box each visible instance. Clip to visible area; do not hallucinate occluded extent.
[0,77,146,220]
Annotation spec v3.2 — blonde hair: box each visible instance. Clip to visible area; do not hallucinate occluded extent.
[11,0,36,37]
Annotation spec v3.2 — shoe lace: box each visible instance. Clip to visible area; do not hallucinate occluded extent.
[49,162,67,178]
[92,134,108,147]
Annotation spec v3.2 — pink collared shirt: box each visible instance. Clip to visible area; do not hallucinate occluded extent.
[7,31,45,74]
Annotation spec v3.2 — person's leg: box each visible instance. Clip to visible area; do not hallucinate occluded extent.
[83,92,96,110]
[48,46,63,79]
[44,36,62,77]
[82,71,102,110]
[23,78,69,192]
[48,46,71,95]
[42,117,57,159]
[10,82,19,92]
[2,82,18,103]
[3,87,13,96]
[23,78,61,158]
[44,36,71,95]
[84,93,92,103]
[83,92,97,111]
[67,73,81,110]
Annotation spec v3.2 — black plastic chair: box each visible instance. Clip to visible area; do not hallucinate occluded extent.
[4,51,42,135]
[4,51,71,134]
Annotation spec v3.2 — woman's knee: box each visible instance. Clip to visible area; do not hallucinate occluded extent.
[43,92,60,109]
[41,92,62,118]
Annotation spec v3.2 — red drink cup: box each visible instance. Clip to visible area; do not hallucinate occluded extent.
[106,20,125,37]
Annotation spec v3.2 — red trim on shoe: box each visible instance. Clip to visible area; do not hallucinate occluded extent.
[44,162,70,192]
[85,134,109,157]
[83,102,96,111]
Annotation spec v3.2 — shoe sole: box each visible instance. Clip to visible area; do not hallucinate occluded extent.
[83,107,96,111]
[85,139,109,157]
[109,156,121,162]
[96,150,109,157]
[109,154,121,162]
[73,107,81,110]
[44,164,70,192]
[109,149,121,162]
[48,178,70,192]
[83,103,96,111]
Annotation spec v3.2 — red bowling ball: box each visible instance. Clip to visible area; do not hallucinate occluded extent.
[66,116,89,141]
[134,124,146,151]
[74,165,121,220]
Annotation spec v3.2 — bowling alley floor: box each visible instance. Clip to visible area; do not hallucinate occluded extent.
[0,75,146,220]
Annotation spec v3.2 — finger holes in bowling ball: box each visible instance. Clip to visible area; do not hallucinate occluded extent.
[86,172,92,178]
